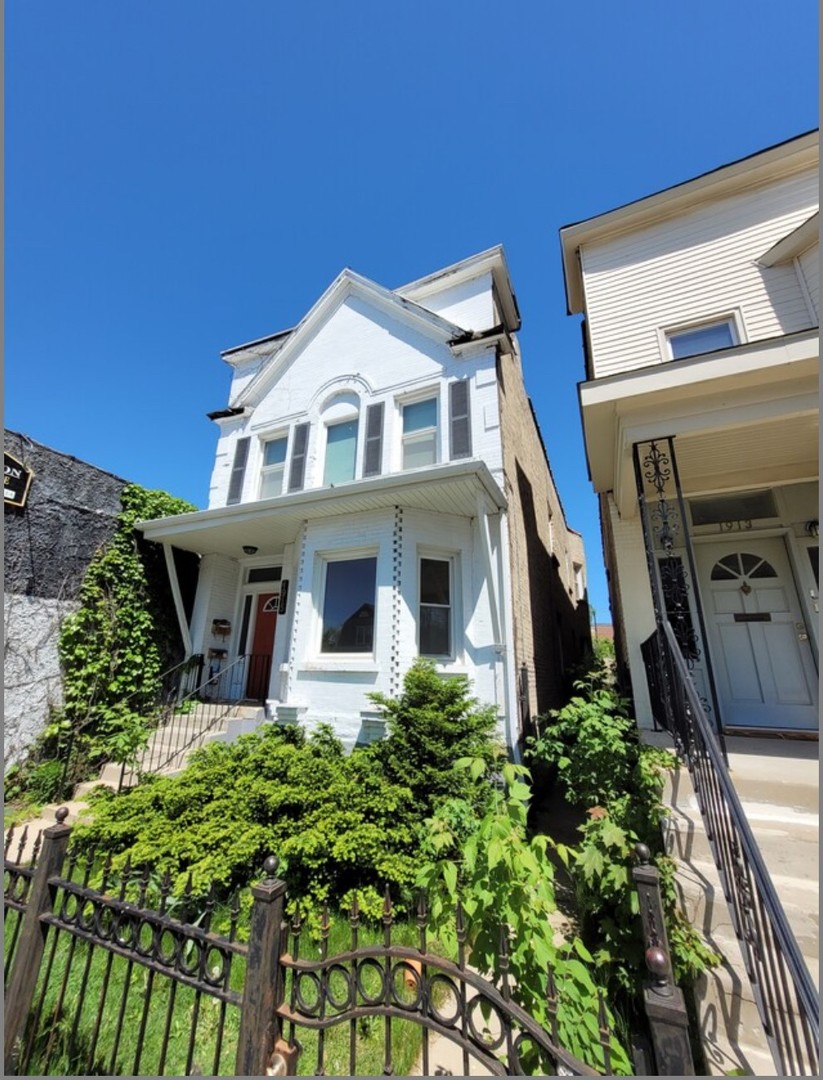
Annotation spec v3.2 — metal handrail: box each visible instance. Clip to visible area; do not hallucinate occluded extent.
[642,619,819,1075]
[120,653,263,787]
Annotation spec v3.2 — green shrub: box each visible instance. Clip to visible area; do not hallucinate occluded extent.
[72,723,418,917]
[528,676,718,1013]
[370,659,499,818]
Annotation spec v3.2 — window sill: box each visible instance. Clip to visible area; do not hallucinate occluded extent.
[299,659,380,673]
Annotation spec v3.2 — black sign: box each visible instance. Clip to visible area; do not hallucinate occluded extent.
[278,580,290,615]
[4,452,33,509]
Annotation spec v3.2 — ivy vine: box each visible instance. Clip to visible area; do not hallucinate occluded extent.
[50,484,196,788]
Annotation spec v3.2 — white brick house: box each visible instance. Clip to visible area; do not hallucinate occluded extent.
[141,247,590,751]
[560,131,819,737]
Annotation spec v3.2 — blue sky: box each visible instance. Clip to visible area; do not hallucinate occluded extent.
[6,1,818,623]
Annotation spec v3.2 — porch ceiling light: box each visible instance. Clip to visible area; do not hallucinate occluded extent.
[242,545,259,555]
[806,520,819,538]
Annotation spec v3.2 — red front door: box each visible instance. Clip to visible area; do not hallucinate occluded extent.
[246,593,277,699]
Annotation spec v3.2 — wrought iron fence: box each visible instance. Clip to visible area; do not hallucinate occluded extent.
[642,619,820,1076]
[4,826,43,986]
[4,811,246,1077]
[5,813,632,1077]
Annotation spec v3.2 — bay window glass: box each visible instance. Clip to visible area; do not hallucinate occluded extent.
[420,557,451,656]
[324,419,358,486]
[321,556,376,653]
[260,437,288,498]
[402,398,437,469]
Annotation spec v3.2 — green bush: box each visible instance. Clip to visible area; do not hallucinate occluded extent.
[72,723,418,918]
[528,676,718,1010]
[370,659,499,818]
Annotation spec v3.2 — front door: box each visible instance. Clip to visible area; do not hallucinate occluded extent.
[696,538,818,731]
[246,593,277,700]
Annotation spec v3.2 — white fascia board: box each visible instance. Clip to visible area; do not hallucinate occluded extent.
[580,330,819,495]
[560,131,819,314]
[758,212,820,266]
[579,329,818,409]
[138,460,507,540]
[235,270,467,409]
[398,245,520,332]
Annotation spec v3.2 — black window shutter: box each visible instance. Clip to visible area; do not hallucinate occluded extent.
[449,380,472,460]
[226,437,250,505]
[363,402,384,477]
[288,423,310,492]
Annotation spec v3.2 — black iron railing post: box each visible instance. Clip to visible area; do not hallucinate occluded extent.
[4,808,71,1074]
[235,856,294,1076]
[633,843,695,1076]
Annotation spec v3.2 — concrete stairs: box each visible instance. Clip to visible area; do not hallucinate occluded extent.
[653,733,819,1076]
[75,702,266,794]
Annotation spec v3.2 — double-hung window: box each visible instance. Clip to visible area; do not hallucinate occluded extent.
[321,556,377,653]
[402,398,438,469]
[324,419,358,486]
[419,557,451,656]
[260,436,288,499]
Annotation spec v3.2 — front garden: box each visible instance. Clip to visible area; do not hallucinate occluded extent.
[2,654,718,1075]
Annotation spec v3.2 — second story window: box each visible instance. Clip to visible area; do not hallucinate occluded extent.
[666,318,737,360]
[324,418,359,486]
[402,398,438,469]
[260,436,288,498]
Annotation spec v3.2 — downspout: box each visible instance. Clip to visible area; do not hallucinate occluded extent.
[163,543,193,656]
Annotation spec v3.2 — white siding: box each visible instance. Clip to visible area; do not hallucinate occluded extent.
[401,273,495,330]
[582,168,819,378]
[208,295,502,509]
[798,243,820,324]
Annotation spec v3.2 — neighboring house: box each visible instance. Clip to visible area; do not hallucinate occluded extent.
[140,247,590,753]
[561,132,819,1075]
[3,432,127,763]
[560,131,819,738]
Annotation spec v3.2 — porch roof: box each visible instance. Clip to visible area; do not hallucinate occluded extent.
[578,328,819,516]
[138,460,507,558]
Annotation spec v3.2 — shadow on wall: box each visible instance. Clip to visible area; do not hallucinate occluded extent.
[515,462,591,714]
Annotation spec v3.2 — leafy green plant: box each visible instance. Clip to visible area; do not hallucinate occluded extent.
[8,484,197,804]
[528,671,718,1020]
[418,754,632,1074]
[369,659,498,818]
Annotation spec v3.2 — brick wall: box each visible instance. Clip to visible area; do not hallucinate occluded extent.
[496,344,591,725]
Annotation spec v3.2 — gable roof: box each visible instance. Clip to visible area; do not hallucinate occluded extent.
[560,130,819,314]
[231,268,468,409]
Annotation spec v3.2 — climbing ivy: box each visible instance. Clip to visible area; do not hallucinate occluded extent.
[51,484,196,784]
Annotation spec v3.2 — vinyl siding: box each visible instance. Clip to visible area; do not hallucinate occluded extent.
[798,243,820,324]
[582,167,819,378]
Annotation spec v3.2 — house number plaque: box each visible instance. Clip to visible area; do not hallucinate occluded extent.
[719,519,752,532]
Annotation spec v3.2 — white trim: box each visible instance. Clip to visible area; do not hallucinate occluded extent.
[417,549,459,660]
[658,310,745,363]
[162,543,193,655]
[793,256,818,325]
[314,548,379,660]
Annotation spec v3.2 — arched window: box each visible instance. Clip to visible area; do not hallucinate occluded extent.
[321,392,360,486]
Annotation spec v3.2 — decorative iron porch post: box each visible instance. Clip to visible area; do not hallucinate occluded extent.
[632,436,725,748]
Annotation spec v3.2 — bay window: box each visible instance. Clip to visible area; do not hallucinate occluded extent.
[321,556,376,653]
[419,556,452,656]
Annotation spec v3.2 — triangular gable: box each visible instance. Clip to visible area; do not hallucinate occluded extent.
[234,269,468,409]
